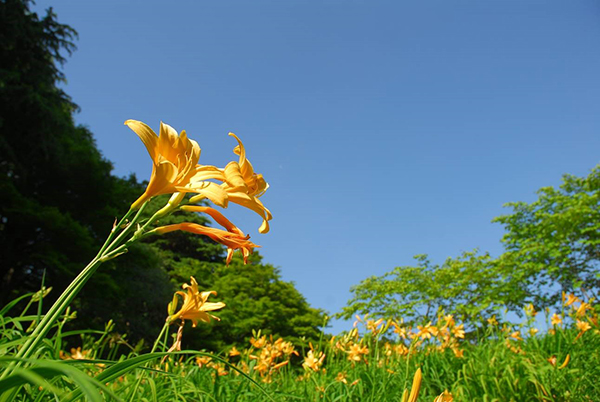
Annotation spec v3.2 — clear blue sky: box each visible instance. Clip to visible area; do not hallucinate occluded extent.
[34,0,600,333]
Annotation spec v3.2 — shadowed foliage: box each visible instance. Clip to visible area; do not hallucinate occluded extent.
[0,0,324,350]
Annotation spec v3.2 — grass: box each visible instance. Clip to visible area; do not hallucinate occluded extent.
[1,291,599,401]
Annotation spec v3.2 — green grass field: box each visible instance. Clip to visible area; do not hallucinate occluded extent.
[1,289,598,401]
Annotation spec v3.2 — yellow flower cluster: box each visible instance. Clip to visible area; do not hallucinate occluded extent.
[247,333,298,382]
[195,356,229,376]
[191,333,298,383]
[330,328,370,364]
[330,314,467,369]
[127,120,272,264]
[59,347,91,360]
[302,343,326,372]
[561,293,598,339]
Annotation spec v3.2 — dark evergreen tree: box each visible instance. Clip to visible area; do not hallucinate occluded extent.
[0,0,324,350]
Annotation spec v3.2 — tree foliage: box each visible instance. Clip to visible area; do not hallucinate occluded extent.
[0,0,142,301]
[494,166,600,305]
[145,195,324,351]
[0,0,324,351]
[341,166,600,325]
[338,251,508,328]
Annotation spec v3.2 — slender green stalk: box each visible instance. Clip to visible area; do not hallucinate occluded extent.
[1,204,150,379]
[126,323,170,401]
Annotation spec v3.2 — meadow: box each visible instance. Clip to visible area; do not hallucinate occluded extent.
[2,1,600,400]
[0,286,598,401]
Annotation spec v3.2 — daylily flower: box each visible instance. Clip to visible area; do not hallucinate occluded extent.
[168,276,225,327]
[346,343,369,363]
[443,314,455,328]
[302,349,326,372]
[433,390,454,402]
[196,356,212,367]
[401,368,422,402]
[335,372,348,384]
[190,133,272,233]
[551,313,562,326]
[155,222,258,264]
[125,120,224,209]
[510,331,523,341]
[564,293,580,307]
[576,302,592,318]
[452,347,464,358]
[392,320,408,339]
[59,347,91,360]
[452,324,465,339]
[576,320,591,333]
[524,303,537,317]
[416,322,435,340]
[366,318,385,335]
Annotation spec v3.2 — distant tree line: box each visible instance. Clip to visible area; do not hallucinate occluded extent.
[340,165,600,328]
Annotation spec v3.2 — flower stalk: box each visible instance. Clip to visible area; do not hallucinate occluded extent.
[0,203,152,379]
[2,119,271,381]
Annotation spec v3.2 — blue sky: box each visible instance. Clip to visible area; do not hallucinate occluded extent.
[34,1,600,333]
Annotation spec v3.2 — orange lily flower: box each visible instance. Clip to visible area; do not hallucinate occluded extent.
[155,221,258,264]
[168,276,225,327]
[126,120,224,209]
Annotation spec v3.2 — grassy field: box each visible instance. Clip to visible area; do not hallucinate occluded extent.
[1,288,598,401]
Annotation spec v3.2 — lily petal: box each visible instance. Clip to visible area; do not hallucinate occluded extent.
[125,120,158,160]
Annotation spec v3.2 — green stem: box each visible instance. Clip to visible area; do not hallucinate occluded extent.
[127,323,170,401]
[95,208,135,259]
[0,203,150,379]
[152,323,170,353]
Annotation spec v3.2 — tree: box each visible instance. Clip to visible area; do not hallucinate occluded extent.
[494,166,600,306]
[144,195,325,351]
[340,166,600,326]
[0,0,143,301]
[338,251,508,328]
[0,0,325,350]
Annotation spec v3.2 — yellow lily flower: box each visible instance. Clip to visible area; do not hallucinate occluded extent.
[510,331,523,341]
[576,301,592,318]
[551,313,562,326]
[564,293,580,307]
[168,276,225,327]
[434,390,454,402]
[576,320,591,333]
[190,132,272,233]
[335,372,348,384]
[126,120,224,209]
[452,324,465,339]
[416,322,435,340]
[302,349,326,372]
[346,343,369,363]
[228,346,241,357]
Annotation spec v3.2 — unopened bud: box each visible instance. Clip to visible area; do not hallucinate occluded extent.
[168,293,179,316]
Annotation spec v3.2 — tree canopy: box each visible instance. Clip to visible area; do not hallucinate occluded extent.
[494,167,600,305]
[0,0,324,350]
[341,166,600,326]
